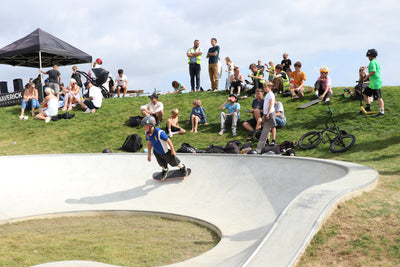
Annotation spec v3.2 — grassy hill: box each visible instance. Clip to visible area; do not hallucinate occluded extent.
[0,86,399,266]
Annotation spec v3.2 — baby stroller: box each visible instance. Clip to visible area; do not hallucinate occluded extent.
[78,68,111,98]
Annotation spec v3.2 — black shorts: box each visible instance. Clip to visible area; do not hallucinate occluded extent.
[154,150,181,168]
[84,100,100,110]
[246,118,258,128]
[165,126,181,133]
[363,87,382,99]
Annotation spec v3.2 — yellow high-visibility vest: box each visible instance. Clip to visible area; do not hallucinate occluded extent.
[188,48,201,64]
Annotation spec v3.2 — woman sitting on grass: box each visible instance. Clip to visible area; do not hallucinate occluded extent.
[19,82,40,120]
[62,78,81,111]
[35,88,58,123]
[190,99,208,133]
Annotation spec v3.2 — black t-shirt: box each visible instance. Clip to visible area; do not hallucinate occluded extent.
[252,98,264,110]
[281,59,292,72]
[46,69,61,83]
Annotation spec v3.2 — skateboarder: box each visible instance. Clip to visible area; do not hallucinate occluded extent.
[142,115,187,181]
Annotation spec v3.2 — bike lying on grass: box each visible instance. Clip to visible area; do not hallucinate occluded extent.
[298,107,356,153]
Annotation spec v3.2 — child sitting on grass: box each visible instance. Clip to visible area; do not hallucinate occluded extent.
[190,99,208,133]
[169,81,186,94]
[166,108,186,138]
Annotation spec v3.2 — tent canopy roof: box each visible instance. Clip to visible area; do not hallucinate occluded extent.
[0,28,92,68]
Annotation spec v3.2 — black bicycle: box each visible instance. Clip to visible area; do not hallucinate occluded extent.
[298,107,356,153]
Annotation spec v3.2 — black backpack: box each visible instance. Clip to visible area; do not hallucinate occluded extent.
[177,143,197,153]
[129,116,143,127]
[121,134,143,152]
[224,140,241,154]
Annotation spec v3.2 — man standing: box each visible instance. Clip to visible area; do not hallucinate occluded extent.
[207,38,220,91]
[41,65,61,94]
[281,53,292,73]
[187,40,202,92]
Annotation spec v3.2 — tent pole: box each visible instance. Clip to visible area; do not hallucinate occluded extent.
[39,51,44,102]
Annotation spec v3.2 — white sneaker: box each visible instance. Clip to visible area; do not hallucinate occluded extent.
[24,116,28,120]
[84,108,92,113]
[45,117,51,123]
[218,129,225,135]
[19,115,24,120]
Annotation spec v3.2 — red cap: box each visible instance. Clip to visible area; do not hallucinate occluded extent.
[95,58,103,64]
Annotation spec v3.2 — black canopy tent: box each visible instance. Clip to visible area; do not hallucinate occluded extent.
[0,28,92,104]
[0,28,92,68]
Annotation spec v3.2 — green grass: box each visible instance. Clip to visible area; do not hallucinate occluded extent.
[1,86,400,266]
[0,215,219,267]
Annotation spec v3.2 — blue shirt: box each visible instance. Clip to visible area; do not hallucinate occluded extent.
[224,102,240,120]
[145,127,169,155]
[208,45,220,64]
[190,106,207,123]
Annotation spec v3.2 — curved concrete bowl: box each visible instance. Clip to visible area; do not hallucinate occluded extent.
[0,154,378,267]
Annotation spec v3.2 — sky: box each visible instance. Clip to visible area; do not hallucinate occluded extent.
[0,0,399,94]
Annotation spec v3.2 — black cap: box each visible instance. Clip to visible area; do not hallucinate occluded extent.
[84,81,91,88]
[229,93,238,100]
[149,92,158,99]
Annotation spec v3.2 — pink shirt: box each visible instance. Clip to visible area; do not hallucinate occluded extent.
[317,76,332,93]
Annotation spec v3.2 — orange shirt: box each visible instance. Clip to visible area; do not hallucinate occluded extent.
[290,71,306,87]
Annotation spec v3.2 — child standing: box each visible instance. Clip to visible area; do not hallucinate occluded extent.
[262,82,277,146]
[166,108,186,137]
[363,49,385,116]
[190,99,208,133]
[142,115,187,181]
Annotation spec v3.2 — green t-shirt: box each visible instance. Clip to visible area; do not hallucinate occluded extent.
[368,59,382,89]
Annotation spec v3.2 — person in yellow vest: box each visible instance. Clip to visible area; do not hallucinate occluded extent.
[272,64,290,95]
[245,63,265,97]
[187,40,202,92]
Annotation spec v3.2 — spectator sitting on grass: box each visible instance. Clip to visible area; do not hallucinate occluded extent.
[19,82,40,120]
[166,108,186,137]
[140,93,164,126]
[115,69,128,97]
[62,78,81,111]
[169,81,186,94]
[314,66,332,105]
[78,81,103,113]
[190,99,208,133]
[35,88,58,123]
[243,89,264,140]
[219,93,240,136]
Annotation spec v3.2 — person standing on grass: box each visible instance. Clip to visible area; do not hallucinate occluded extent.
[187,40,202,92]
[363,49,385,117]
[41,65,61,94]
[207,38,220,91]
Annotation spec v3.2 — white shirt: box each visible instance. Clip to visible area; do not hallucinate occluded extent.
[263,91,275,115]
[89,86,103,108]
[115,74,128,86]
[140,101,164,113]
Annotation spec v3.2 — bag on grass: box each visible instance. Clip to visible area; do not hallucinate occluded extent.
[129,116,143,127]
[121,134,143,152]
[224,140,241,154]
[177,143,197,153]
[205,145,226,153]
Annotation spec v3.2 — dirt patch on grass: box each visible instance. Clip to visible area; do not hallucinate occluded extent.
[298,174,400,266]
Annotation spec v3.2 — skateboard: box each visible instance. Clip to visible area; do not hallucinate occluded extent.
[153,168,191,181]
[297,98,322,109]
[256,118,275,153]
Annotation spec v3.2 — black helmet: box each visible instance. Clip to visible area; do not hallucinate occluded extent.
[366,49,378,57]
[247,150,258,155]
[102,149,112,153]
[141,115,156,126]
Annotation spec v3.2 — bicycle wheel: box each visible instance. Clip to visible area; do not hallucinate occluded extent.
[329,134,356,153]
[298,131,322,150]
